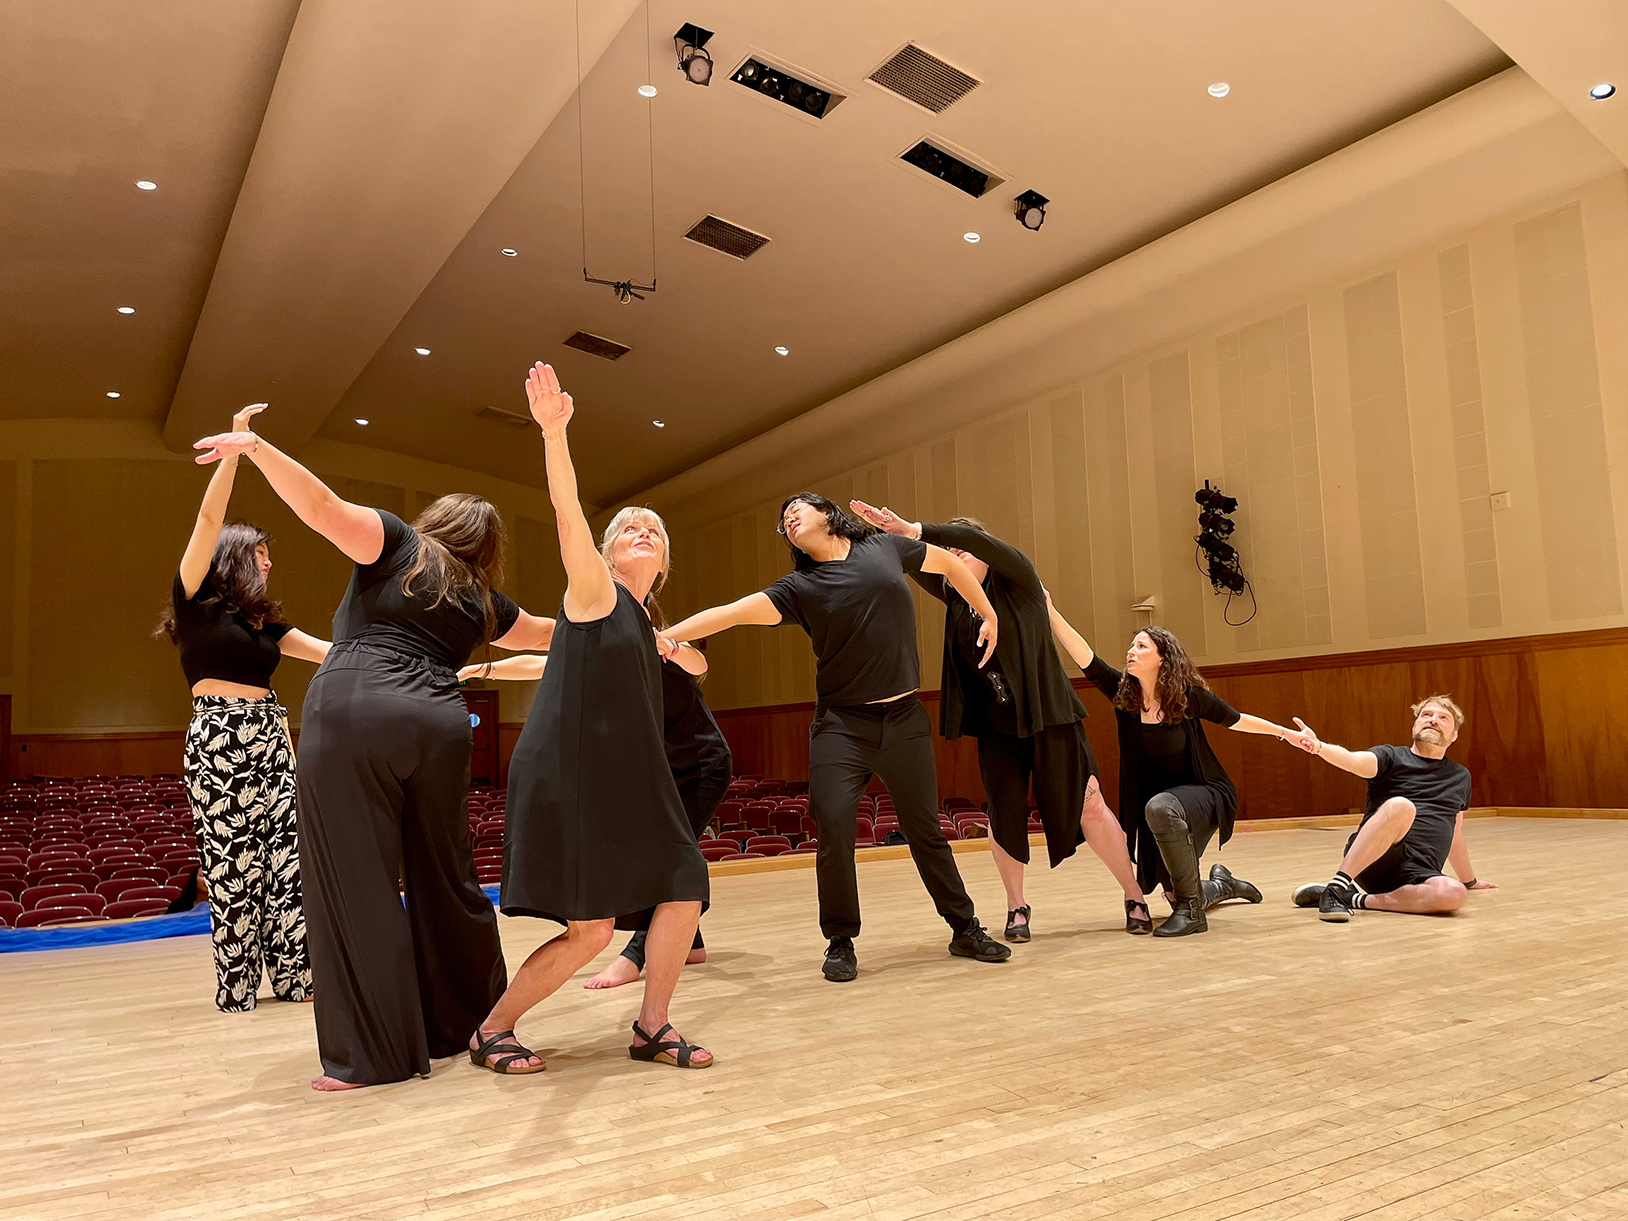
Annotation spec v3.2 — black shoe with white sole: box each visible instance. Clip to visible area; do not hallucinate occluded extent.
[1319,885,1354,923]
[1292,882,1326,908]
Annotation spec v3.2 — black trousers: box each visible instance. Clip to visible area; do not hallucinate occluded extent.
[297,641,507,1085]
[808,697,976,939]
[977,722,1092,868]
[1143,784,1225,899]
[620,754,732,968]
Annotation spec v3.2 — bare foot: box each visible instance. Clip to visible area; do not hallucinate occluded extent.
[584,956,642,990]
[311,1075,367,1092]
[686,947,707,965]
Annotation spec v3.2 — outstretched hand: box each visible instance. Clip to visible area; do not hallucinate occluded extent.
[976,616,998,668]
[231,402,267,433]
[525,362,573,435]
[193,431,258,465]
[1286,717,1321,753]
[849,500,916,537]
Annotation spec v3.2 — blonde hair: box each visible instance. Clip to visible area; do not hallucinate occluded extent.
[1411,694,1465,730]
[599,507,671,622]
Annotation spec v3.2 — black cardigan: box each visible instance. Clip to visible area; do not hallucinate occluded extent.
[910,522,1087,740]
[1083,655,1240,894]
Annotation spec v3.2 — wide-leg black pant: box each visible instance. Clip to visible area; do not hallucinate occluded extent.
[297,641,507,1085]
[977,722,1093,868]
[619,754,732,968]
[808,697,976,939]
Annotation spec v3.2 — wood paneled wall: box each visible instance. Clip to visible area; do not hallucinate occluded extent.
[708,628,1628,820]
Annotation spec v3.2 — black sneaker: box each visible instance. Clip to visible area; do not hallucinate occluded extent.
[822,936,858,982]
[1292,882,1325,909]
[1319,884,1353,923]
[948,921,1012,963]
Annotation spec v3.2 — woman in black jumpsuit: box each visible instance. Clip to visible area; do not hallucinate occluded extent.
[191,418,554,1089]
[849,502,1150,938]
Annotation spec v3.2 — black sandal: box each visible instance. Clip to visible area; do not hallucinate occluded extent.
[1125,900,1153,935]
[1004,905,1032,943]
[628,1020,713,1070]
[468,1027,545,1075]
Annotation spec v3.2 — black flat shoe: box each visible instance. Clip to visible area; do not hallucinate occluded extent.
[822,935,858,982]
[1004,905,1032,943]
[948,921,1012,962]
[1124,900,1153,935]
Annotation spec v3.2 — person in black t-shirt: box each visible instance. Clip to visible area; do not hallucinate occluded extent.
[193,410,555,1090]
[848,501,1150,940]
[157,402,329,1013]
[1286,695,1495,922]
[1048,601,1299,937]
[661,493,1012,982]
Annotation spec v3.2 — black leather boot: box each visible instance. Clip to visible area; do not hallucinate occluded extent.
[1203,863,1263,909]
[1154,895,1208,937]
[1149,814,1208,938]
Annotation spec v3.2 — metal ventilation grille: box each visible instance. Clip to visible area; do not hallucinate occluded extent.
[563,330,631,361]
[684,214,770,259]
[868,45,980,113]
[477,405,534,429]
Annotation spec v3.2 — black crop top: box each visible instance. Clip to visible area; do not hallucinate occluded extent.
[331,509,520,669]
[171,572,292,689]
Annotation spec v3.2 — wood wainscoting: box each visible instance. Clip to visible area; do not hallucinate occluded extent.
[707,627,1628,821]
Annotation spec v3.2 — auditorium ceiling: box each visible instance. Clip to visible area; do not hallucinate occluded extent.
[5,0,1598,505]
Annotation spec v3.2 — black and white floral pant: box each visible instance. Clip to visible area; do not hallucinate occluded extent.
[185,694,314,1012]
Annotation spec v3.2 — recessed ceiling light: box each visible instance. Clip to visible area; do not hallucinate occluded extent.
[638,84,658,98]
[355,418,369,425]
[1208,82,1230,98]
[117,306,135,314]
[245,402,268,409]
[415,347,431,356]
[135,180,157,190]
[963,232,981,243]
[1590,82,1616,100]
[774,345,789,355]
[652,419,666,428]
[106,391,121,398]
[500,248,518,257]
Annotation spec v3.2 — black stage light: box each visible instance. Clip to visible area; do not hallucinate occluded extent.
[1198,535,1237,564]
[1198,509,1234,537]
[1014,189,1049,231]
[674,23,714,86]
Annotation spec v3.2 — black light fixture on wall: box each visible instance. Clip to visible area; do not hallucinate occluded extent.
[675,23,714,85]
[1194,481,1255,623]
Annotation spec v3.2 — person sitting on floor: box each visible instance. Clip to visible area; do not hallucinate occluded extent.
[1287,694,1496,922]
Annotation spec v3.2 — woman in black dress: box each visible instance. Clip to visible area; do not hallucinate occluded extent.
[160,402,328,1011]
[660,494,1010,983]
[849,501,1151,938]
[192,413,555,1090]
[457,511,730,992]
[476,363,712,1073]
[1046,600,1290,936]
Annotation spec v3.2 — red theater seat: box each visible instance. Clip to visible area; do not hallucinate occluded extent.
[105,898,171,920]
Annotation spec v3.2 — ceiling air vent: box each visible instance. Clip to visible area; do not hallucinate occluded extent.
[562,330,631,361]
[684,214,771,260]
[868,45,980,114]
[477,405,534,429]
[899,139,1003,198]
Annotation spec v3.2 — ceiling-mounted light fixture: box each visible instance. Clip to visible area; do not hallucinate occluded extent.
[1014,189,1049,231]
[135,180,157,190]
[415,347,431,355]
[963,232,981,243]
[652,419,666,428]
[638,84,658,98]
[1208,82,1230,98]
[501,247,518,257]
[106,391,121,398]
[355,418,369,425]
[1589,82,1616,100]
[674,22,714,86]
[774,346,789,355]
[117,306,135,314]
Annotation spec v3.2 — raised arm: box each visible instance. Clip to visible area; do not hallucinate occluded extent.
[278,629,330,665]
[1045,590,1096,671]
[663,593,782,646]
[179,404,263,595]
[493,611,555,653]
[921,544,997,665]
[194,408,383,564]
[1287,718,1380,779]
[459,654,547,683]
[525,363,616,623]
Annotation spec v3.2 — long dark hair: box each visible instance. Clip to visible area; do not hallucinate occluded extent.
[403,494,507,643]
[1113,625,1208,723]
[779,492,872,571]
[155,522,284,639]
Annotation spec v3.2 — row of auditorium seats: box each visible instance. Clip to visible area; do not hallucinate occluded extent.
[1,775,196,928]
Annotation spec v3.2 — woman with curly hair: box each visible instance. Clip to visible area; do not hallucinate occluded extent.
[1046,602,1294,936]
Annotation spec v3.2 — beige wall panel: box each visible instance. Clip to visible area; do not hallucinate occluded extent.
[1147,351,1208,653]
[1512,203,1623,619]
[1044,390,1094,645]
[0,462,14,678]
[1577,176,1628,606]
[1088,375,1139,649]
[749,505,784,704]
[320,475,404,519]
[1343,272,1429,638]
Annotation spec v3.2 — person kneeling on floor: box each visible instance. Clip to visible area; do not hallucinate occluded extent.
[1287,694,1495,922]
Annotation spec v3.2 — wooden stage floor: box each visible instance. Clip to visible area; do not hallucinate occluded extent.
[2,817,1625,1221]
